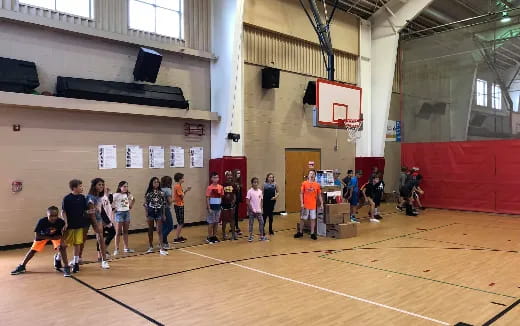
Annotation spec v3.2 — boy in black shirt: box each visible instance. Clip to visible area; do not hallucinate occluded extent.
[363,176,383,223]
[400,175,423,216]
[221,171,237,240]
[61,179,90,273]
[11,206,71,277]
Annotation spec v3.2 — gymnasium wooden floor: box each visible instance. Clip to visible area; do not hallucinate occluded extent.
[2,204,520,325]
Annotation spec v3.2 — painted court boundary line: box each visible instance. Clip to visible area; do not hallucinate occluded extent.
[72,276,164,326]
[179,248,450,326]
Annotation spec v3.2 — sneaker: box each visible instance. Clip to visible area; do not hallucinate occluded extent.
[236,229,242,236]
[407,212,419,217]
[101,260,110,269]
[374,215,383,220]
[173,238,183,244]
[113,249,119,256]
[369,218,380,223]
[311,233,318,240]
[159,249,169,256]
[72,263,80,273]
[123,248,135,253]
[269,230,274,235]
[146,247,154,253]
[212,236,220,243]
[163,243,171,250]
[350,217,360,224]
[206,237,212,244]
[260,236,270,242]
[294,232,303,238]
[11,265,26,275]
[54,253,62,271]
[179,236,187,242]
[248,235,254,242]
[63,267,71,277]
[396,206,404,212]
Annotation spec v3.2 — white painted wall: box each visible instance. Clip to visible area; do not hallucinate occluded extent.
[0,21,211,111]
[210,0,245,158]
[357,19,372,158]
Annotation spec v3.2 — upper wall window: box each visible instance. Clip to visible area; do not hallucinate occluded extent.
[19,0,94,19]
[492,83,502,110]
[476,79,488,107]
[129,0,183,39]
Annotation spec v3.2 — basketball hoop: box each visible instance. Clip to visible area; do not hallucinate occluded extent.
[338,118,363,143]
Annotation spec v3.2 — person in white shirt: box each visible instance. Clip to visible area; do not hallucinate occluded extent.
[112,181,135,255]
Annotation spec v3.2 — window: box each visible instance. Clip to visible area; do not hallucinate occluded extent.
[129,0,183,39]
[19,0,94,19]
[476,79,488,107]
[492,83,502,110]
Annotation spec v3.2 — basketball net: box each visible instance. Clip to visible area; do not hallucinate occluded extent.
[338,118,363,143]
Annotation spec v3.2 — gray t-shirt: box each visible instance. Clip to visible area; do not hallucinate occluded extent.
[400,172,407,187]
[161,187,172,207]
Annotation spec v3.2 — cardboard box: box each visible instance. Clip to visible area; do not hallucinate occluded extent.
[325,213,345,224]
[324,203,350,224]
[325,203,350,216]
[326,223,357,239]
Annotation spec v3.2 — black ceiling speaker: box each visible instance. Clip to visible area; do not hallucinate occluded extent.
[303,81,316,105]
[133,48,162,83]
[262,67,280,89]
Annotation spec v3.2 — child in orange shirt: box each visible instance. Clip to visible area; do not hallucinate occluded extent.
[173,173,191,243]
[294,170,323,240]
[206,172,224,244]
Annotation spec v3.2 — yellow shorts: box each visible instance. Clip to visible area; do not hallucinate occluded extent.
[31,239,61,252]
[64,228,84,245]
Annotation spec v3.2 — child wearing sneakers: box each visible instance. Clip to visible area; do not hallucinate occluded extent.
[112,181,135,255]
[11,206,71,277]
[294,170,323,240]
[144,177,168,256]
[173,173,191,243]
[246,177,267,242]
[61,179,89,273]
[206,172,224,243]
[221,171,237,240]
[347,170,362,223]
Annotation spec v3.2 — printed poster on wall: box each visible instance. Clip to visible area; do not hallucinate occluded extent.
[149,146,165,169]
[386,120,401,142]
[98,145,117,169]
[126,145,143,169]
[190,147,204,168]
[170,146,185,168]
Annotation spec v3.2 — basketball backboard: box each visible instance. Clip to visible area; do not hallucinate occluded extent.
[313,79,362,128]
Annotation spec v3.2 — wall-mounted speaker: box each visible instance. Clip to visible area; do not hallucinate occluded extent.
[262,67,280,89]
[133,48,162,83]
[303,81,316,105]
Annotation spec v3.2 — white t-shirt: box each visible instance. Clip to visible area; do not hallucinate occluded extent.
[113,193,134,212]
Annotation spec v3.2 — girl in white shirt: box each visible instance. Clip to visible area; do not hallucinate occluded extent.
[112,181,135,255]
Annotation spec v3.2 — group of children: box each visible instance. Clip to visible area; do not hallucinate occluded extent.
[11,170,281,276]
[11,174,190,276]
[205,171,280,244]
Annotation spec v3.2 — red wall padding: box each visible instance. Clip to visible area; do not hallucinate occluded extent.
[402,140,520,214]
[355,157,385,186]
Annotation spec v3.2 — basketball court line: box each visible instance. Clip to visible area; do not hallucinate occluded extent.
[408,236,519,253]
[179,248,451,325]
[96,245,519,291]
[482,298,520,325]
[71,276,164,326]
[320,255,517,299]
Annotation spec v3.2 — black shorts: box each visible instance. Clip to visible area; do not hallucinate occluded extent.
[174,205,185,225]
[399,187,411,198]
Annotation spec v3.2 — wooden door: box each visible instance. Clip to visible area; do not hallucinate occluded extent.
[285,149,321,212]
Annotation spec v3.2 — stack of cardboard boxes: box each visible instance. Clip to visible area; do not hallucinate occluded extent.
[297,203,357,239]
[322,203,357,239]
